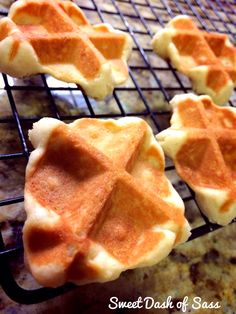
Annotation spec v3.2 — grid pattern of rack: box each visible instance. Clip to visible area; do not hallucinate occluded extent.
[0,0,235,305]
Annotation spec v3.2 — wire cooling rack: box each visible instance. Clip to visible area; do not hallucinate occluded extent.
[0,0,235,305]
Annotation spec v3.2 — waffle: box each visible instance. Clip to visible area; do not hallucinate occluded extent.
[0,0,132,99]
[24,117,191,287]
[152,15,236,105]
[157,93,236,225]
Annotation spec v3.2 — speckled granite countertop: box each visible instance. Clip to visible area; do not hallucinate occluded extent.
[0,0,236,313]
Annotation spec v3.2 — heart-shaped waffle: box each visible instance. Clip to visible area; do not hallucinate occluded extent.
[24,117,190,287]
[157,93,236,225]
[0,0,132,99]
[152,15,236,105]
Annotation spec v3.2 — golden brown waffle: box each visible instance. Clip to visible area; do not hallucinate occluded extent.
[157,93,236,225]
[24,117,190,287]
[0,0,132,99]
[152,15,236,105]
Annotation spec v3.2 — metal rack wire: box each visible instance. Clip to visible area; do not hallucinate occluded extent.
[0,0,235,305]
